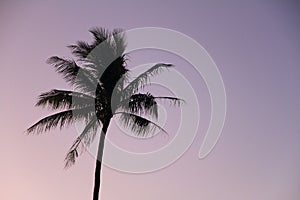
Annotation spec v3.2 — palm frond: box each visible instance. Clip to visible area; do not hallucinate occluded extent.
[116,94,184,118]
[154,96,185,106]
[89,27,126,52]
[86,28,127,78]
[27,106,94,134]
[67,41,93,59]
[67,28,127,93]
[47,56,81,84]
[47,56,98,94]
[87,28,120,66]
[122,63,173,99]
[111,29,126,56]
[67,28,114,63]
[117,93,158,119]
[89,27,111,44]
[36,89,95,110]
[64,117,100,168]
[114,112,167,137]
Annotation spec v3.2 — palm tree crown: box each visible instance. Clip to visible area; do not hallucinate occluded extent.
[27,27,182,200]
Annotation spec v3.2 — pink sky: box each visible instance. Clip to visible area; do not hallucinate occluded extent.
[1,1,300,200]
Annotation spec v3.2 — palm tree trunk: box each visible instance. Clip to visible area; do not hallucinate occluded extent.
[93,118,111,200]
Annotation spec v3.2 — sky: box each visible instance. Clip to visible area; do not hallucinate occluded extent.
[0,0,300,200]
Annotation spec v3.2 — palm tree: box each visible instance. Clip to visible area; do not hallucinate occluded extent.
[27,27,182,200]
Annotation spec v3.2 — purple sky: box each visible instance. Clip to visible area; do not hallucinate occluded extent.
[1,1,300,200]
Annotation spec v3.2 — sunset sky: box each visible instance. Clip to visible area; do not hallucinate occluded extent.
[1,1,300,200]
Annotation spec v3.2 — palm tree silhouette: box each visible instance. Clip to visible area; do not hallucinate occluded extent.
[27,27,182,200]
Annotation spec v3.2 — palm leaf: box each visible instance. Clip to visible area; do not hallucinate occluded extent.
[67,28,113,64]
[67,28,127,93]
[114,112,167,137]
[64,117,100,168]
[154,96,184,106]
[36,89,95,110]
[89,27,126,53]
[89,27,111,44]
[111,29,126,56]
[68,40,93,59]
[47,56,98,94]
[117,93,158,119]
[47,56,81,84]
[85,28,123,69]
[27,106,94,134]
[116,94,184,118]
[121,63,173,99]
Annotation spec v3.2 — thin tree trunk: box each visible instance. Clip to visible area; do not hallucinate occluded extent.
[92,118,111,200]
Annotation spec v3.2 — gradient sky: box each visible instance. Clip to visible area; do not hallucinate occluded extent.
[1,1,300,200]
